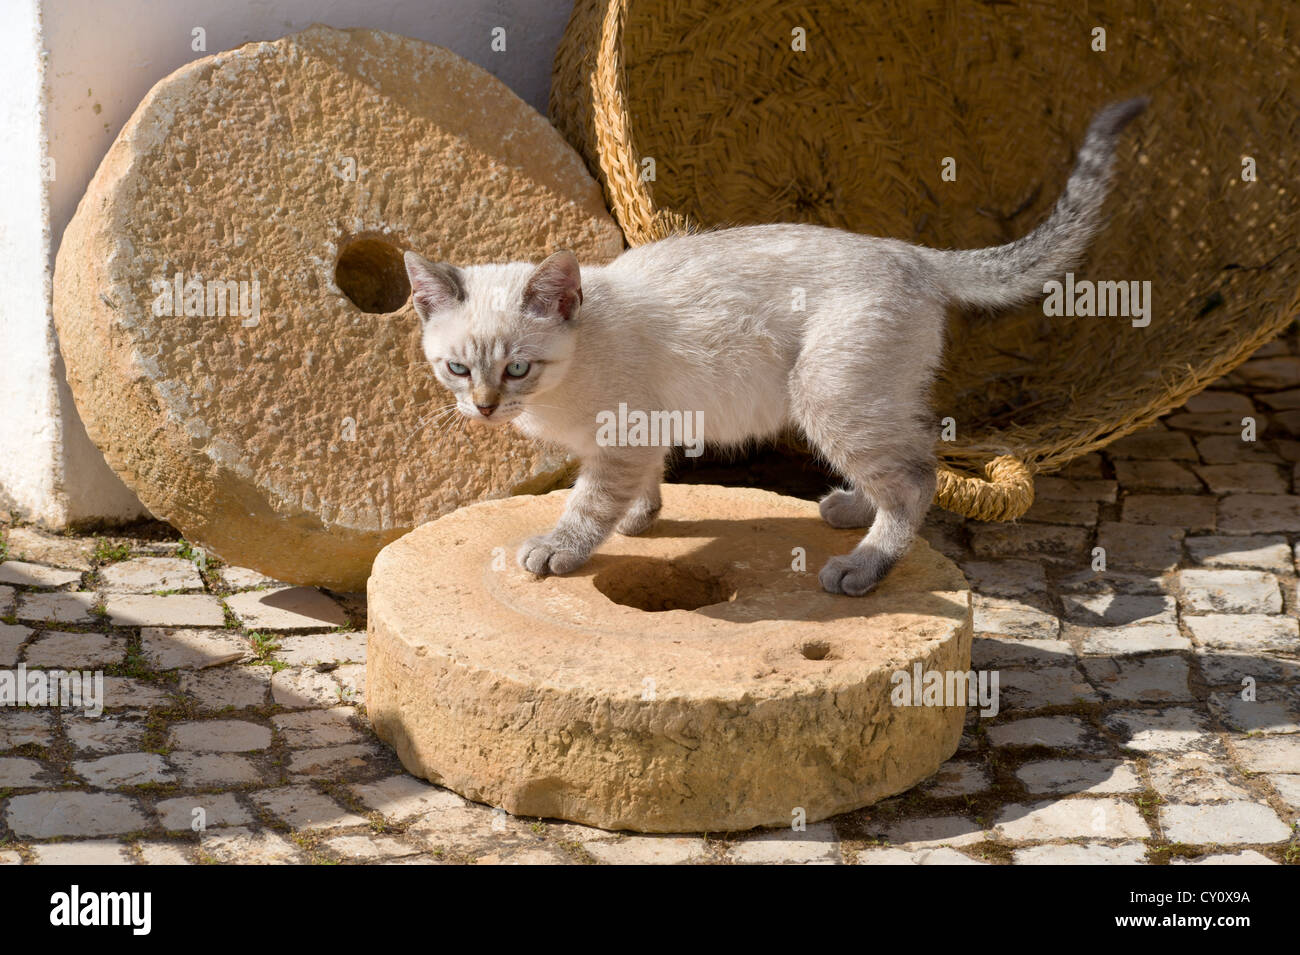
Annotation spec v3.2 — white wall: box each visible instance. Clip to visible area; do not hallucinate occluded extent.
[1,0,574,527]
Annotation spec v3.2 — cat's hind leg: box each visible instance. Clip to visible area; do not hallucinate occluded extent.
[795,379,936,595]
[818,487,876,528]
[815,455,934,595]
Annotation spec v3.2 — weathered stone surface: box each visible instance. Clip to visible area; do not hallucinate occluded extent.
[1062,593,1175,627]
[1104,708,1215,752]
[1015,759,1141,795]
[584,835,709,865]
[1034,477,1117,503]
[200,827,305,864]
[139,843,194,865]
[272,707,364,748]
[0,757,46,787]
[1112,460,1202,492]
[252,785,368,830]
[141,627,250,669]
[1147,753,1252,803]
[171,753,263,787]
[1096,522,1184,572]
[15,591,97,624]
[179,666,272,710]
[1159,803,1291,844]
[1122,494,1215,530]
[1185,534,1292,571]
[1179,391,1254,415]
[920,762,991,797]
[53,26,623,591]
[1107,429,1197,460]
[958,560,1047,598]
[1082,656,1193,702]
[366,485,972,832]
[859,846,987,865]
[0,623,30,667]
[971,637,1073,668]
[170,719,271,752]
[1172,850,1277,865]
[987,716,1095,751]
[0,711,55,749]
[1178,569,1282,614]
[64,715,146,754]
[288,743,380,776]
[729,824,840,864]
[2,528,94,571]
[0,560,82,588]
[5,791,148,837]
[73,753,174,788]
[994,799,1148,840]
[156,792,252,831]
[1076,624,1190,656]
[225,587,348,631]
[23,630,124,668]
[1013,844,1146,865]
[31,842,131,865]
[1218,494,1300,532]
[972,596,1060,639]
[1232,735,1300,773]
[968,523,1089,564]
[274,631,366,666]
[1000,667,1097,708]
[104,594,226,627]
[1194,464,1289,495]
[97,557,204,594]
[873,815,987,848]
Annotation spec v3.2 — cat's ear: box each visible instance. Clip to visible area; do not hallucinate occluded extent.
[522,250,582,322]
[404,251,464,322]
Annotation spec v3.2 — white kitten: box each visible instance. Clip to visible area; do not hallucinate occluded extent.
[406,98,1145,595]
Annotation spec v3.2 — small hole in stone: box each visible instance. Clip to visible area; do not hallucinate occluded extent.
[593,557,735,612]
[335,237,411,313]
[801,640,831,660]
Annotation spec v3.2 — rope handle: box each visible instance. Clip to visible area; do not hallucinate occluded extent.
[935,455,1035,522]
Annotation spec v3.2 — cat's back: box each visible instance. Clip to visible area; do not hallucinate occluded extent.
[603,222,917,288]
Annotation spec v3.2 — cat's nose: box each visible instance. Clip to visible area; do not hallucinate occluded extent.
[476,403,498,418]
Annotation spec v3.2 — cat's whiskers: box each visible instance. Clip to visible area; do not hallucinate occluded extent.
[401,403,461,450]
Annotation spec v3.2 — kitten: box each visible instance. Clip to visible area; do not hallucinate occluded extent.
[405,98,1146,596]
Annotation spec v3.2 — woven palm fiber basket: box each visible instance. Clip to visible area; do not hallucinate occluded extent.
[551,0,1300,520]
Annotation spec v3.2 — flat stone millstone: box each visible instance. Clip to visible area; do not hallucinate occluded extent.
[367,484,973,833]
[53,25,622,591]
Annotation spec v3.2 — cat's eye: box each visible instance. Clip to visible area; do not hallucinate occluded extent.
[446,361,470,377]
[504,360,531,378]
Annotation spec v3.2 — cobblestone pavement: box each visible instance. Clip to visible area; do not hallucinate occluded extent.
[2,329,1298,865]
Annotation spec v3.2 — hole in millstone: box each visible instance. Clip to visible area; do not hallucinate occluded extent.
[593,557,736,612]
[335,236,411,313]
[800,640,832,661]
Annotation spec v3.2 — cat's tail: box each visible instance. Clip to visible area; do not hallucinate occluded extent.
[925,97,1148,311]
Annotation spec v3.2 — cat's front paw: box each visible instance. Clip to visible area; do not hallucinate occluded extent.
[517,534,590,576]
[818,551,892,596]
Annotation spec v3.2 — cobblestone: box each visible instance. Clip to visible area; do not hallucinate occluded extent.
[1185,534,1293,570]
[0,560,82,588]
[1159,803,1292,844]
[97,556,204,593]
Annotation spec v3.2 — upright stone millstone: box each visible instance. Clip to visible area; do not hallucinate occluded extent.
[54,26,624,591]
[367,485,973,833]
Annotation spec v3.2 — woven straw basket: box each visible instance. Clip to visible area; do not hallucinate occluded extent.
[550,0,1300,521]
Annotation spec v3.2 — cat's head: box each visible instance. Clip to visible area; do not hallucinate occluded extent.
[404,250,582,425]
